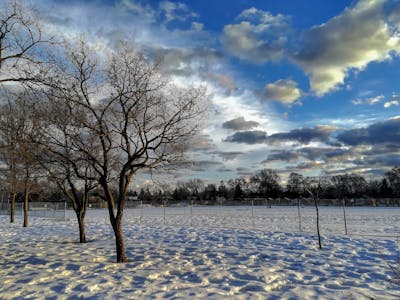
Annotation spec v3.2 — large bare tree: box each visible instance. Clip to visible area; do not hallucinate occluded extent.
[42,40,206,262]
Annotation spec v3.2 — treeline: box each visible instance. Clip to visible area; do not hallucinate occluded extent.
[135,168,400,205]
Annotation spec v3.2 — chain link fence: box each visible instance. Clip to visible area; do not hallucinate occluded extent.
[0,201,67,220]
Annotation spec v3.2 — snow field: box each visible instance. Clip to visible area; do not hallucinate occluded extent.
[0,206,399,299]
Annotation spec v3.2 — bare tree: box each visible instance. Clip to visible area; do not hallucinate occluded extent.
[44,40,206,262]
[303,176,329,249]
[0,90,40,226]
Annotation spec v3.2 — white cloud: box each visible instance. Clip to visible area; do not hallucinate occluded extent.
[352,95,384,105]
[159,1,198,23]
[264,79,302,104]
[384,100,399,108]
[222,7,289,62]
[293,0,400,96]
[191,22,204,31]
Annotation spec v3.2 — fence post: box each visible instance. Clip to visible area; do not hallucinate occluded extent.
[342,198,348,235]
[190,200,193,227]
[140,200,143,225]
[251,199,255,229]
[64,201,67,220]
[163,200,166,226]
[297,198,302,232]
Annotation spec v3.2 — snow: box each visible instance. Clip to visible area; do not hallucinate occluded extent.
[1,206,399,299]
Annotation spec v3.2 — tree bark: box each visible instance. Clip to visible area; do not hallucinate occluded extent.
[77,212,86,243]
[23,168,29,228]
[23,189,29,228]
[112,217,127,263]
[314,197,322,249]
[10,191,16,223]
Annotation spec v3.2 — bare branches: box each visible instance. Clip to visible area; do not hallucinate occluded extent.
[0,0,55,85]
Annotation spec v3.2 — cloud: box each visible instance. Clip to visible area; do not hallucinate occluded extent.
[190,134,215,151]
[268,125,337,144]
[262,151,300,163]
[222,117,260,130]
[159,1,198,23]
[222,7,289,62]
[264,79,302,104]
[292,0,400,96]
[151,46,222,76]
[384,100,399,108]
[120,0,156,21]
[337,118,400,146]
[224,130,267,144]
[352,95,384,105]
[210,151,244,161]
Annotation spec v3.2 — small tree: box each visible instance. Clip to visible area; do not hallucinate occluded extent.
[303,176,329,249]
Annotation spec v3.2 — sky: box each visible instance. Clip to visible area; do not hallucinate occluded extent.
[28,0,400,185]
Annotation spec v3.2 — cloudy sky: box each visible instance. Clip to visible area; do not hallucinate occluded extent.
[33,0,400,183]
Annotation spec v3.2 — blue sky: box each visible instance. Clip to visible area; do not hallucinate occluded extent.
[32,0,400,185]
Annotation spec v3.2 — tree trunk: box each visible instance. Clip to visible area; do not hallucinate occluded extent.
[77,212,86,243]
[314,197,322,249]
[23,167,30,228]
[112,217,127,263]
[23,188,29,228]
[10,191,16,223]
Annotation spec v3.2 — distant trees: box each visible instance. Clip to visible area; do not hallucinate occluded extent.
[385,167,400,203]
[251,169,281,200]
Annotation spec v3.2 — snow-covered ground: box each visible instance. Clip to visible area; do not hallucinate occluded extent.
[1,206,399,299]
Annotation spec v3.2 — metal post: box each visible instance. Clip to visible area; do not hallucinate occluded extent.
[190,200,193,227]
[163,200,166,226]
[342,198,348,235]
[140,200,143,225]
[251,199,255,229]
[297,198,302,232]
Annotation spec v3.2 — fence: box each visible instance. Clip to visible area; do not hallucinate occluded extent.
[79,201,400,239]
[0,201,67,220]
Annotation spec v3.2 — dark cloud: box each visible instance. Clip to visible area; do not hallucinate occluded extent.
[268,125,336,144]
[262,151,299,163]
[222,117,259,131]
[337,118,400,146]
[236,167,253,176]
[224,130,267,144]
[210,151,244,161]
[354,154,400,168]
[216,166,233,173]
[299,147,351,161]
[191,160,223,172]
